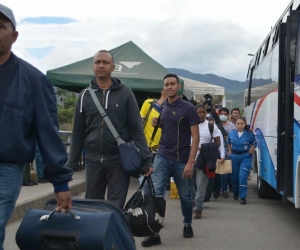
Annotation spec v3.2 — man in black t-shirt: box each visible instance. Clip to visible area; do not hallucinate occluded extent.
[141,74,200,247]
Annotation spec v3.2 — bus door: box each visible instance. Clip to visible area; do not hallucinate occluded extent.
[277,10,300,200]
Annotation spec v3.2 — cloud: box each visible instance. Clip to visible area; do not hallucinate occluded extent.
[8,0,290,81]
[21,17,77,25]
[141,19,261,80]
[12,16,262,81]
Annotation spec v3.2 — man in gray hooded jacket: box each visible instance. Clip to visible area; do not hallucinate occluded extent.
[67,50,153,208]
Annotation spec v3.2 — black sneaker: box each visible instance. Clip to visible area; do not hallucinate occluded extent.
[22,181,33,186]
[213,190,220,199]
[183,224,193,238]
[240,199,247,205]
[233,193,238,200]
[38,178,48,184]
[141,235,161,247]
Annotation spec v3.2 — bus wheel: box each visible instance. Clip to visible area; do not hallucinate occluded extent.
[257,175,269,198]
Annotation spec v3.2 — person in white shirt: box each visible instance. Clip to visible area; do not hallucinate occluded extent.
[192,105,220,219]
[206,114,225,161]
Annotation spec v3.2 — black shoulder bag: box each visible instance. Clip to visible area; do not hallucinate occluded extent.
[89,88,144,178]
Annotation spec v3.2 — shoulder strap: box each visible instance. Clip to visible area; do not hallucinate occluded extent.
[149,113,161,148]
[143,99,157,129]
[88,87,124,146]
[208,122,214,142]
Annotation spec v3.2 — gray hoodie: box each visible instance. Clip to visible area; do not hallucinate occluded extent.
[67,77,152,170]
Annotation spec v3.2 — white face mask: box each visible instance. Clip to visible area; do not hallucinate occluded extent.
[219,114,228,122]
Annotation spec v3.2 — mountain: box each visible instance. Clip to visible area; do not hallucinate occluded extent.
[167,68,246,95]
[167,68,247,109]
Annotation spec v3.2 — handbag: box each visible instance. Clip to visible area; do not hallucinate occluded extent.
[123,176,166,237]
[215,159,232,174]
[89,88,143,178]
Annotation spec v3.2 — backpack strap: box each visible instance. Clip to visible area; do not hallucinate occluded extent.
[149,113,161,149]
[143,99,157,129]
[208,122,214,142]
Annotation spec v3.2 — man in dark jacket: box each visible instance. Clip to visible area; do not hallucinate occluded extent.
[67,50,153,209]
[0,4,73,250]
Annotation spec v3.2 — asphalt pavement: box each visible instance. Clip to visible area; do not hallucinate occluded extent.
[4,173,300,250]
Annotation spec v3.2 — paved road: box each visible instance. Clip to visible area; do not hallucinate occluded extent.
[4,175,300,250]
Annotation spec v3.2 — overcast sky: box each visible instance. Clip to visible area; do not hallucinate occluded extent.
[3,0,292,81]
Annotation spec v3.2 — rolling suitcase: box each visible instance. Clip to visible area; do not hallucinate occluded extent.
[16,198,136,250]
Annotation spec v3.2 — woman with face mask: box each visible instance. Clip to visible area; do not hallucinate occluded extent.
[213,108,236,199]
[227,118,256,204]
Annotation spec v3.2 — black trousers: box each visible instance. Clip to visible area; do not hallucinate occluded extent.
[85,158,130,209]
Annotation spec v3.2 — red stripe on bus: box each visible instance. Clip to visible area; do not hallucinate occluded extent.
[295,93,300,106]
[250,89,278,131]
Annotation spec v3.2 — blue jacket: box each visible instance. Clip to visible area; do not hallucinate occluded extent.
[0,53,72,192]
[227,129,257,152]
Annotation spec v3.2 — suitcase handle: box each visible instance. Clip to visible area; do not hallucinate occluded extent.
[40,209,81,221]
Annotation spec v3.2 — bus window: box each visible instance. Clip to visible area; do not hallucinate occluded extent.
[246,63,251,78]
[259,40,269,65]
[269,44,279,92]
[256,48,262,66]
[273,21,282,45]
[263,37,270,57]
[244,65,254,106]
[258,44,265,64]
[282,10,289,23]
[250,53,273,103]
[267,30,276,54]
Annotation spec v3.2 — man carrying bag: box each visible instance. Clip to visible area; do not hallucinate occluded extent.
[67,50,153,209]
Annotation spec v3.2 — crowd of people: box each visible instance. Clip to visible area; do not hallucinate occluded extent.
[0,3,256,249]
[138,77,256,248]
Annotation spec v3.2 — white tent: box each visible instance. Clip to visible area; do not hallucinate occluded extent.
[180,76,226,106]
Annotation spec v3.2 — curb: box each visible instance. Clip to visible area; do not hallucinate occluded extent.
[8,181,86,224]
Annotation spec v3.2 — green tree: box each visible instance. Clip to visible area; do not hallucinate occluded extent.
[56,89,77,125]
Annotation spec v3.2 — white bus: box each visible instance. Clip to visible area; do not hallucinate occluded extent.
[244,0,300,207]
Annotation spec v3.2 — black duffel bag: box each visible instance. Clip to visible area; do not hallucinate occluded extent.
[124,176,166,237]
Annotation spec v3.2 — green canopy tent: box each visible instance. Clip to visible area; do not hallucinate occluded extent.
[46,41,193,106]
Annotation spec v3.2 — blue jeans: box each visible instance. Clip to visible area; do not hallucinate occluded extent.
[151,155,193,224]
[138,176,152,195]
[221,174,231,192]
[35,144,44,179]
[138,176,166,199]
[0,164,24,250]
